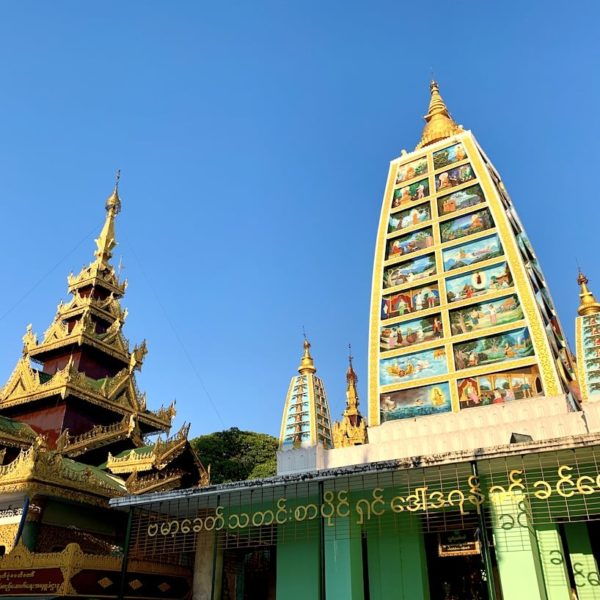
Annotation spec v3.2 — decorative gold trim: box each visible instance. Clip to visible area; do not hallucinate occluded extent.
[0,358,174,431]
[368,161,399,425]
[0,542,190,583]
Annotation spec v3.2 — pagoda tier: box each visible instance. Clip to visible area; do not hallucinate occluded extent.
[104,423,209,494]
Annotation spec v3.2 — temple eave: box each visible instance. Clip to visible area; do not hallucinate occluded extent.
[28,333,130,365]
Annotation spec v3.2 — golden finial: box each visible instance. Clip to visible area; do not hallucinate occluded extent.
[105,169,122,214]
[94,171,122,266]
[577,270,600,316]
[298,334,316,374]
[416,80,463,149]
[346,344,358,385]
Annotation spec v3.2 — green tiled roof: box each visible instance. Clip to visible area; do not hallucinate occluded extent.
[0,414,37,440]
[62,456,127,492]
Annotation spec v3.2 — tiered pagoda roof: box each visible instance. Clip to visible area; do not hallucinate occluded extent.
[0,176,208,505]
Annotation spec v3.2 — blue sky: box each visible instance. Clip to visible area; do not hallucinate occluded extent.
[0,2,598,438]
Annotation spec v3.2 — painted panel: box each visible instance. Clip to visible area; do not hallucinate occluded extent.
[433,142,468,169]
[388,204,431,234]
[439,208,494,243]
[457,366,542,409]
[453,327,534,371]
[386,227,434,260]
[379,347,448,385]
[380,382,451,421]
[381,284,441,320]
[442,234,503,272]
[437,184,485,216]
[392,178,430,208]
[380,314,443,351]
[445,262,512,304]
[395,156,428,184]
[435,163,475,192]
[581,315,600,394]
[383,254,436,289]
[449,294,524,335]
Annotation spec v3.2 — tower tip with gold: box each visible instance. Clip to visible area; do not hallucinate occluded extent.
[279,337,333,450]
[95,170,122,267]
[577,270,600,317]
[333,347,368,448]
[416,80,463,150]
[576,270,600,401]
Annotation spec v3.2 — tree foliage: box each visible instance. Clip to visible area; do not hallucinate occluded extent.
[190,428,278,485]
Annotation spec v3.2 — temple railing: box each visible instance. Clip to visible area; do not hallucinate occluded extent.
[57,415,133,457]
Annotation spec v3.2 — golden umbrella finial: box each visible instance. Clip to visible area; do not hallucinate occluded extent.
[298,331,316,374]
[95,171,122,266]
[105,169,122,214]
[346,343,358,384]
[416,80,463,149]
[577,269,600,316]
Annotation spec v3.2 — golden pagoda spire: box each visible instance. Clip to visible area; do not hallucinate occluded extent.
[94,170,122,266]
[332,345,367,448]
[416,80,463,149]
[298,336,317,374]
[577,270,600,316]
[345,347,360,415]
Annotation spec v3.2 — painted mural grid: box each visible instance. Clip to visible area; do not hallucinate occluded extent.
[374,133,554,423]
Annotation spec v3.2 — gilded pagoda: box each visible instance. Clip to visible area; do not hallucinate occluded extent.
[0,178,208,598]
[332,353,368,448]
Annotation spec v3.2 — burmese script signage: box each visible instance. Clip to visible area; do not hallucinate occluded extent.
[140,463,600,549]
[438,530,480,557]
[0,570,61,595]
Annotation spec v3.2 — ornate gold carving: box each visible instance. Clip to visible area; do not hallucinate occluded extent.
[67,261,127,296]
[125,468,184,494]
[21,324,37,355]
[0,541,190,579]
[129,340,148,372]
[333,355,368,448]
[0,444,126,500]
[107,422,190,474]
[56,414,136,457]
[0,359,172,431]
[0,523,19,553]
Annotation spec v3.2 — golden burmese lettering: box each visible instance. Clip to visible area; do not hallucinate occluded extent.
[146,463,600,539]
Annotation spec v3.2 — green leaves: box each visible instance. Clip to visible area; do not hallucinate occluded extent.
[191,427,278,484]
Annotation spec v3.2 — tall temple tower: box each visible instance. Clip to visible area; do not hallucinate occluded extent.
[279,339,333,449]
[575,271,600,401]
[369,81,576,425]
